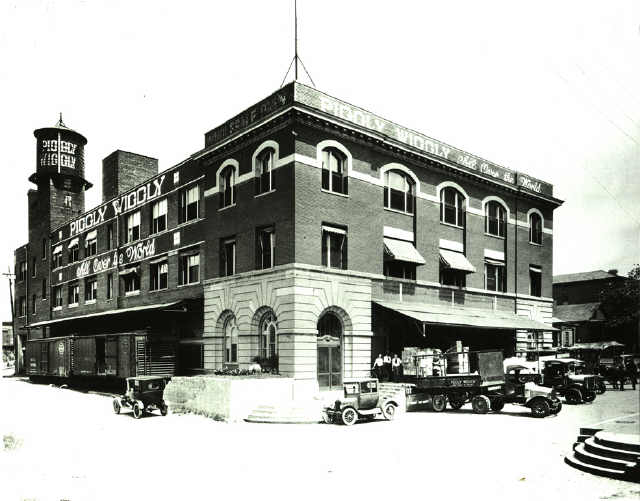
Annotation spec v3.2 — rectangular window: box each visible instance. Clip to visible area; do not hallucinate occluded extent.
[69,242,79,263]
[530,265,542,297]
[220,239,236,277]
[53,248,63,269]
[126,211,141,243]
[53,287,63,307]
[85,277,97,301]
[106,273,113,300]
[321,225,347,270]
[123,272,140,294]
[31,258,36,277]
[42,279,47,299]
[256,226,275,270]
[484,261,506,292]
[384,261,416,280]
[180,185,199,223]
[152,198,168,234]
[107,224,113,250]
[180,254,200,285]
[31,294,36,314]
[18,261,27,281]
[439,267,466,287]
[42,238,47,260]
[151,261,168,290]
[85,236,97,257]
[68,283,79,306]
[18,296,26,317]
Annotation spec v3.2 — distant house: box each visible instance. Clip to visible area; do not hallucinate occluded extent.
[2,321,13,359]
[553,270,638,351]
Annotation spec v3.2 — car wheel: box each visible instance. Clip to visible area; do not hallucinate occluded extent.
[596,381,606,395]
[550,402,562,414]
[582,391,596,403]
[431,394,447,412]
[490,398,505,412]
[112,399,121,415]
[471,395,490,414]
[565,389,582,405]
[341,407,358,426]
[133,402,144,419]
[383,402,397,420]
[160,404,169,416]
[530,399,550,418]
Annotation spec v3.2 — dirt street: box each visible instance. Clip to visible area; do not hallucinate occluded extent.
[1,377,638,501]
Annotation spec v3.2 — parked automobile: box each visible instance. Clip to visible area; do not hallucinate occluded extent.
[113,376,170,419]
[499,365,562,417]
[322,378,399,425]
[541,359,597,404]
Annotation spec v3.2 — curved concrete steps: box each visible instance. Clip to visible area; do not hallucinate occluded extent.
[565,430,640,482]
[245,402,323,424]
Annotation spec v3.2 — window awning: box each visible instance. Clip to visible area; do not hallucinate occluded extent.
[53,245,63,254]
[440,249,476,273]
[27,301,185,328]
[68,238,79,249]
[383,238,425,264]
[85,230,97,241]
[374,300,557,331]
[119,266,139,276]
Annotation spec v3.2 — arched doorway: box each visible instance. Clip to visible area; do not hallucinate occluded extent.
[317,312,342,390]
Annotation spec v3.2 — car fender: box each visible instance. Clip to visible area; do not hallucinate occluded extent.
[383,399,399,409]
[525,395,550,408]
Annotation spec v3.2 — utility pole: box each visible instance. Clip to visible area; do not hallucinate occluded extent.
[3,266,17,374]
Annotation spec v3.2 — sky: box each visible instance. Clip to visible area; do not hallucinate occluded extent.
[0,0,638,320]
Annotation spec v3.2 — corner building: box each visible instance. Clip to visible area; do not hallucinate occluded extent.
[14,83,562,392]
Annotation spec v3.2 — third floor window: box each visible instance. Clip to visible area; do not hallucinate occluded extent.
[384,170,414,214]
[440,187,465,227]
[321,147,348,195]
[126,211,141,243]
[255,148,274,195]
[219,167,236,209]
[485,201,506,237]
[529,213,543,245]
[152,198,168,233]
[180,186,199,223]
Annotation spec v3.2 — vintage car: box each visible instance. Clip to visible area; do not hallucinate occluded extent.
[498,365,562,417]
[541,359,597,404]
[322,378,400,425]
[112,376,170,418]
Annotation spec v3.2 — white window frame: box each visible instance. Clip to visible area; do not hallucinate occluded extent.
[321,225,347,270]
[152,198,168,234]
[384,170,415,214]
[255,148,274,195]
[484,201,507,238]
[440,187,466,227]
[126,211,141,243]
[258,227,275,270]
[151,260,169,291]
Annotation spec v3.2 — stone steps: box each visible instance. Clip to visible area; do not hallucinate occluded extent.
[245,402,323,424]
[565,429,640,483]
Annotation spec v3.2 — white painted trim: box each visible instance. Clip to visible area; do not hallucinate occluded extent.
[251,140,280,177]
[379,163,421,193]
[484,248,505,261]
[316,139,353,176]
[384,226,414,242]
[436,180,469,202]
[439,239,464,252]
[277,153,319,168]
[481,195,512,224]
[321,225,346,235]
[542,227,553,235]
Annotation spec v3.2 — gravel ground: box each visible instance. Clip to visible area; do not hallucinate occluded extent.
[1,377,638,501]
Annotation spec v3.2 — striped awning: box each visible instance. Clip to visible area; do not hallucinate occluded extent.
[440,249,476,273]
[383,238,425,264]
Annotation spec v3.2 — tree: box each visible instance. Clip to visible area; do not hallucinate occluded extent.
[599,265,640,327]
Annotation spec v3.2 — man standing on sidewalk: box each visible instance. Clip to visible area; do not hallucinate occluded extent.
[625,359,638,390]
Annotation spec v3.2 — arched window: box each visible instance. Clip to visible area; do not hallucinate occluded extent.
[317,312,342,389]
[384,170,415,214]
[440,187,465,227]
[224,315,239,364]
[485,201,506,237]
[255,148,274,195]
[259,311,278,360]
[529,213,542,244]
[219,165,236,209]
[321,147,348,195]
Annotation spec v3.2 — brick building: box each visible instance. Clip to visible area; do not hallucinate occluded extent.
[13,82,561,392]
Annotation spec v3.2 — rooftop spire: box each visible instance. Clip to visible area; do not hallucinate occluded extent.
[56,112,66,128]
[280,0,315,88]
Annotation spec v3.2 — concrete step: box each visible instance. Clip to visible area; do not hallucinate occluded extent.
[564,454,627,480]
[585,437,640,462]
[245,401,323,424]
[579,427,603,437]
[595,432,640,453]
[573,443,636,471]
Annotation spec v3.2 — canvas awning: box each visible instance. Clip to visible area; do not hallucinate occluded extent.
[85,230,97,241]
[118,266,139,276]
[383,238,425,264]
[27,301,185,328]
[439,249,476,273]
[374,300,557,331]
[53,245,63,254]
[67,237,79,249]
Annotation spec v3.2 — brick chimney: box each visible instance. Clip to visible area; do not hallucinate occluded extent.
[102,150,158,202]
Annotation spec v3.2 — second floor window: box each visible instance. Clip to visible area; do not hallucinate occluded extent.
[106,274,113,300]
[321,225,347,270]
[221,239,236,277]
[530,265,542,297]
[68,283,79,305]
[440,187,465,227]
[440,267,466,287]
[384,170,414,214]
[85,231,97,257]
[123,272,140,294]
[54,287,63,307]
[485,261,506,292]
[257,226,275,270]
[18,261,27,281]
[126,211,141,243]
[180,254,200,285]
[151,261,168,290]
[180,186,199,222]
[219,167,236,209]
[85,277,97,301]
[255,148,274,195]
[68,240,79,263]
[321,147,348,195]
[529,213,543,245]
[152,198,168,233]
[485,201,506,237]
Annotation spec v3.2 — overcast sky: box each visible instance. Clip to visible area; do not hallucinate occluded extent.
[1,0,638,320]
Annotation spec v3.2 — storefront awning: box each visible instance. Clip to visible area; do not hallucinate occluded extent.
[439,249,476,273]
[374,300,557,331]
[27,301,185,328]
[383,238,425,264]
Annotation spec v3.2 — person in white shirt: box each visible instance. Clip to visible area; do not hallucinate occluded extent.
[383,353,392,381]
[372,354,384,379]
[391,354,402,382]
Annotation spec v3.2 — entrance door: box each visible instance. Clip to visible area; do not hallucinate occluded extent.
[317,312,342,390]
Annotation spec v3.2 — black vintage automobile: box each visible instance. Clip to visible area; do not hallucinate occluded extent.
[498,365,562,417]
[322,378,400,425]
[113,376,170,419]
[541,359,597,404]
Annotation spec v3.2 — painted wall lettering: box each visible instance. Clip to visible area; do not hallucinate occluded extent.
[74,238,156,279]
